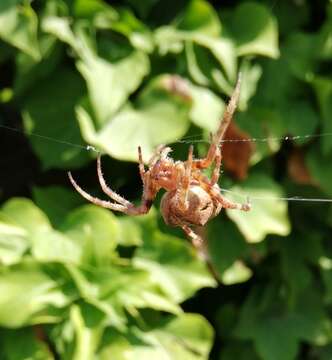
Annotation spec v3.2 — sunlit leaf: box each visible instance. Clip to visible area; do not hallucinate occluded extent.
[60,205,119,266]
[0,263,68,327]
[1,198,52,234]
[134,232,216,303]
[221,261,253,286]
[226,173,291,243]
[177,0,221,36]
[0,0,40,60]
[227,2,279,58]
[189,83,224,133]
[0,215,28,265]
[99,313,214,360]
[77,47,150,125]
[77,74,192,162]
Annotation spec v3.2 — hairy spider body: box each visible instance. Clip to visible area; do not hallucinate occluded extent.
[68,74,251,247]
[161,185,221,227]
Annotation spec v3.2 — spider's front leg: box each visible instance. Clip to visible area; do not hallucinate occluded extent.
[193,74,241,171]
[68,150,157,216]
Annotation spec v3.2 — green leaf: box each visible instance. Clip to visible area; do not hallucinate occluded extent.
[227,2,279,58]
[307,144,332,197]
[207,218,247,281]
[77,47,150,125]
[311,76,332,154]
[1,198,52,234]
[221,261,253,286]
[0,0,40,60]
[189,83,224,133]
[22,67,90,169]
[77,74,192,162]
[134,231,216,303]
[1,328,53,360]
[31,230,82,264]
[14,33,63,97]
[236,106,285,165]
[60,205,119,266]
[70,304,103,360]
[283,32,319,80]
[0,263,68,327]
[177,0,221,36]
[226,173,291,243]
[33,186,85,228]
[235,284,328,360]
[0,215,28,265]
[99,313,214,360]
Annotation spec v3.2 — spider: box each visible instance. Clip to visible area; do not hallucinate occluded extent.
[68,75,251,247]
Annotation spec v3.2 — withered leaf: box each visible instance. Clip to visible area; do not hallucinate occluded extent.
[222,121,254,180]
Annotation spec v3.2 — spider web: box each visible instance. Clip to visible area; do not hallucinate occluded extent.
[1,123,332,204]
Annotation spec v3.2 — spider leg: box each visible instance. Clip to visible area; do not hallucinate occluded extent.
[69,171,155,215]
[138,146,145,182]
[68,172,127,212]
[177,145,193,211]
[193,172,251,212]
[125,176,156,215]
[210,145,222,186]
[215,193,251,211]
[182,225,203,248]
[97,155,132,207]
[148,144,172,167]
[193,74,241,170]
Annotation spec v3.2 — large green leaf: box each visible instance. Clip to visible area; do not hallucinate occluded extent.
[22,67,90,169]
[0,214,28,265]
[311,76,332,154]
[43,15,150,125]
[207,218,249,284]
[177,0,221,36]
[31,230,82,264]
[77,48,150,125]
[77,74,192,162]
[1,198,52,234]
[1,328,53,360]
[60,205,119,266]
[225,173,291,243]
[189,83,224,133]
[0,0,40,59]
[134,231,216,303]
[235,284,328,360]
[33,186,85,228]
[0,263,68,327]
[227,2,279,58]
[99,313,214,360]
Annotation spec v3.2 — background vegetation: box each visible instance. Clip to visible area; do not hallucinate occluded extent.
[0,0,332,359]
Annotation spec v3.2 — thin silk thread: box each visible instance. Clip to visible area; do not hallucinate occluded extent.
[1,123,331,204]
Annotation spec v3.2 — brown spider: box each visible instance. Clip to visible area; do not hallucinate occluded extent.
[68,75,250,247]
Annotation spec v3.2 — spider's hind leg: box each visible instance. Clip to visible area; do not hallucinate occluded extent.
[182,225,203,248]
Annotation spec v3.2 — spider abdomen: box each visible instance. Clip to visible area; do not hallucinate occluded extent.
[160,185,221,227]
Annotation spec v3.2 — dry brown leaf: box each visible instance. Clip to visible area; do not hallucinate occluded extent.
[288,148,315,185]
[222,121,254,180]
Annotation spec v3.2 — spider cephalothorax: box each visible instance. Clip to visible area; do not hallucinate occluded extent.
[68,75,250,246]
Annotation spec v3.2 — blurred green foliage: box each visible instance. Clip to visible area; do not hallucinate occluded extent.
[0,0,332,359]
